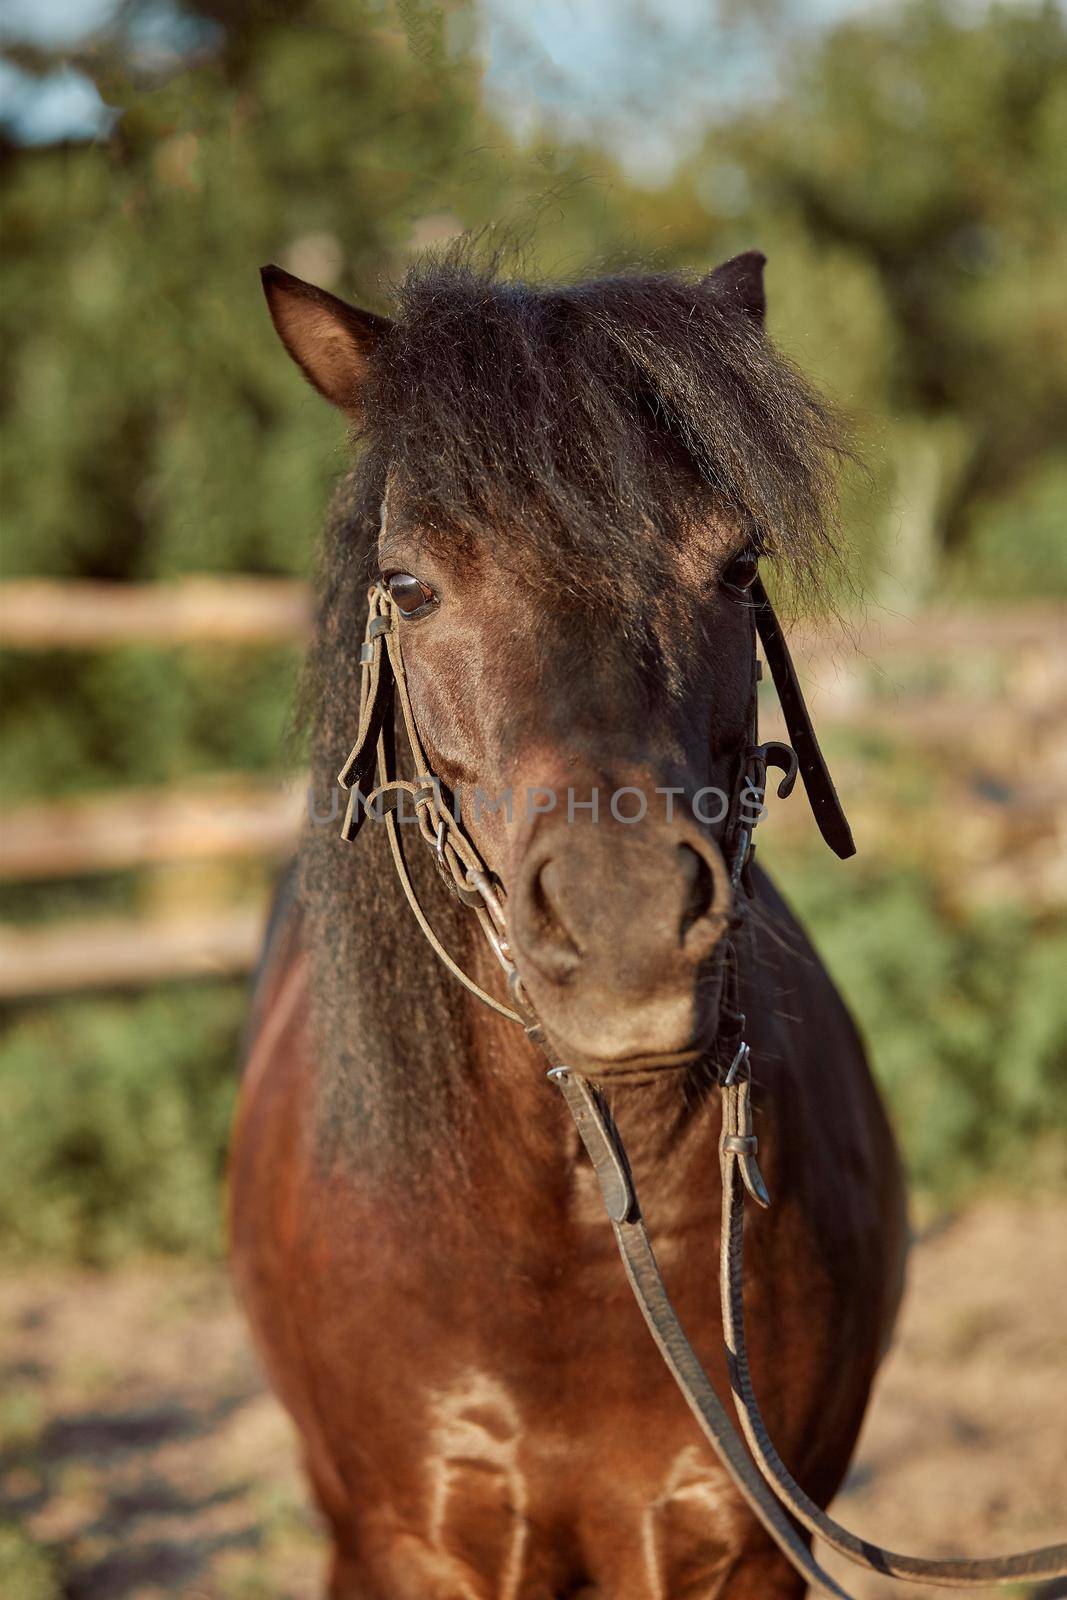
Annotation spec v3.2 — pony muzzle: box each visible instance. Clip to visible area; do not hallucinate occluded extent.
[508,811,731,1071]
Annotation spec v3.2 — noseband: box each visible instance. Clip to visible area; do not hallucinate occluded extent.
[336,576,1067,1597]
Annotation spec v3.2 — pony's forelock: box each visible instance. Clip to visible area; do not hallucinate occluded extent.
[350,240,845,605]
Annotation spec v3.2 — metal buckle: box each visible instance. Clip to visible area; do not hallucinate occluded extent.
[741,775,767,815]
[752,739,798,799]
[724,1040,750,1087]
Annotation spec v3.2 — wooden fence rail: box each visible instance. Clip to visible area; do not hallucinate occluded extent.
[0,778,303,881]
[0,578,312,648]
[0,909,267,998]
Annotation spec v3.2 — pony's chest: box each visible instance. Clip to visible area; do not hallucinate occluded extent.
[403,1362,748,1597]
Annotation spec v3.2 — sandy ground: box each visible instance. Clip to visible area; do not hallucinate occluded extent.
[2,1202,1065,1600]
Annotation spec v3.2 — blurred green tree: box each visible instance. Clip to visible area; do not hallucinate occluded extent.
[0,0,629,584]
[2,2,473,583]
[716,0,1067,586]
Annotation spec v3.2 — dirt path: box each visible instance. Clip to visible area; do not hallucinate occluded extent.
[818,1202,1066,1600]
[2,1202,1065,1599]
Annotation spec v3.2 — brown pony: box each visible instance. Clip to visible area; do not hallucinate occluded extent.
[230,248,907,1599]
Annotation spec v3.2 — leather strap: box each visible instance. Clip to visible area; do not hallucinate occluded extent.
[338,586,528,1025]
[551,1064,1067,1594]
[549,1070,851,1599]
[338,591,396,842]
[717,1091,1067,1588]
[750,577,855,860]
[376,708,528,1027]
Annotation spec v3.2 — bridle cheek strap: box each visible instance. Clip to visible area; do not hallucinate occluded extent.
[751,575,855,860]
[338,586,395,842]
[338,586,528,1025]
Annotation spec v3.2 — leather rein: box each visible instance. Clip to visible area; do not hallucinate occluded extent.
[336,575,1067,1597]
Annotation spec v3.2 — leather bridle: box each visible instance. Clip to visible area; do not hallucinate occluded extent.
[336,567,1067,1597]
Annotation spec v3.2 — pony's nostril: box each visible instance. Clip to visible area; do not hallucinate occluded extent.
[520,858,582,982]
[678,843,716,940]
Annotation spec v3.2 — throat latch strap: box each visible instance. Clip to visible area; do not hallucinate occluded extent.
[751,576,855,860]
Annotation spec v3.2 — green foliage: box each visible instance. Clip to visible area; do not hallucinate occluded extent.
[0,2,630,585]
[3,0,1063,596]
[959,454,1067,597]
[764,847,1067,1198]
[0,645,304,802]
[714,0,1067,574]
[0,1522,60,1600]
[0,984,245,1262]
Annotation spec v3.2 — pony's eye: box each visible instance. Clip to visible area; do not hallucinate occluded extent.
[722,551,760,595]
[386,572,437,616]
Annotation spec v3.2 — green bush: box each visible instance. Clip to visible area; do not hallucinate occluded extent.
[0,1522,60,1600]
[0,645,304,804]
[0,983,245,1263]
[764,846,1067,1198]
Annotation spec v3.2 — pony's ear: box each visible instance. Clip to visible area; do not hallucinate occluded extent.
[260,264,392,413]
[706,251,766,327]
